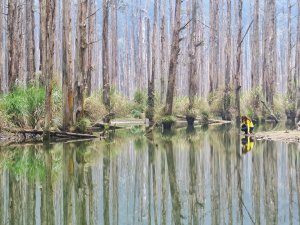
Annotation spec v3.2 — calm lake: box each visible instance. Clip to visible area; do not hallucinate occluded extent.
[0,125,299,225]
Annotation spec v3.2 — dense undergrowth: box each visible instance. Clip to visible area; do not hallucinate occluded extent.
[0,86,289,130]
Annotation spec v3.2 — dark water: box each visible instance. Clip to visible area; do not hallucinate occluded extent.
[0,125,299,225]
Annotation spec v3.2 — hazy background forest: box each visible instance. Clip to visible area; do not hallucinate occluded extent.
[0,0,299,134]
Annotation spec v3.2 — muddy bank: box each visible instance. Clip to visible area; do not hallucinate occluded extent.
[255,130,300,143]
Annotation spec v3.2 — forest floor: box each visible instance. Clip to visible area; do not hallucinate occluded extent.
[255,130,300,143]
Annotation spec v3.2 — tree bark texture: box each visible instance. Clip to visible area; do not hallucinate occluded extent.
[165,0,182,116]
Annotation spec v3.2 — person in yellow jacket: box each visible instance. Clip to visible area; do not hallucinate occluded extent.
[241,116,254,135]
[242,136,254,154]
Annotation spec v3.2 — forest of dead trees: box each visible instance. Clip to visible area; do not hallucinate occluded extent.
[0,0,300,135]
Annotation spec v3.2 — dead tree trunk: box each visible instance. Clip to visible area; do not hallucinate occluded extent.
[147,0,157,125]
[102,0,111,114]
[74,0,88,122]
[26,0,36,85]
[223,0,232,120]
[164,0,182,119]
[235,0,242,124]
[43,0,56,140]
[62,0,74,130]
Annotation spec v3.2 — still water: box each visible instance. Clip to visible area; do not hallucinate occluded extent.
[0,125,299,225]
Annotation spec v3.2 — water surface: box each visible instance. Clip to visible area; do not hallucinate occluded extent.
[0,125,299,225]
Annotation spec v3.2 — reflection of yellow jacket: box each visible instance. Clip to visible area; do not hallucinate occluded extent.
[242,137,254,154]
[243,118,254,134]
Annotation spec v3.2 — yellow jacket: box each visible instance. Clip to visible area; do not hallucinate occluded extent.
[243,118,254,134]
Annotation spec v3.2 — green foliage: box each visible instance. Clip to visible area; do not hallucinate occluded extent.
[84,92,107,122]
[200,111,209,124]
[0,86,46,128]
[161,115,176,124]
[75,118,91,133]
[131,90,147,118]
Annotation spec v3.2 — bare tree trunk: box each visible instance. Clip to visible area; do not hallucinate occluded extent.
[102,0,110,113]
[147,0,157,125]
[43,0,57,140]
[74,0,88,122]
[164,0,182,116]
[209,0,220,93]
[87,0,96,97]
[223,0,232,120]
[39,0,46,75]
[251,0,260,89]
[26,0,36,85]
[235,0,242,124]
[0,0,3,93]
[187,0,198,124]
[286,0,296,120]
[111,0,118,89]
[263,0,277,109]
[160,0,167,103]
[62,0,74,130]
[295,0,300,122]
[7,0,17,91]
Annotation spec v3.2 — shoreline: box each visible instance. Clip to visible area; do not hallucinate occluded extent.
[255,130,300,143]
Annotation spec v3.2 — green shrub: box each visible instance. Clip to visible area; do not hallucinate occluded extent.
[0,87,46,128]
[75,118,91,133]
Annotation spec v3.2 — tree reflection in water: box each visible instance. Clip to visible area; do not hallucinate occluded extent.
[0,127,299,224]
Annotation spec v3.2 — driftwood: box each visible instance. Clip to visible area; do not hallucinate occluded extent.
[260,100,279,123]
[3,128,98,139]
[175,115,231,125]
[92,122,123,130]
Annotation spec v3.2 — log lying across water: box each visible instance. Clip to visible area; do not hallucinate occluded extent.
[3,128,98,139]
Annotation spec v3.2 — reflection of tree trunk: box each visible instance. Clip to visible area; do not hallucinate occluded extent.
[9,172,18,225]
[296,152,300,224]
[103,146,111,225]
[87,167,95,225]
[288,146,294,225]
[210,145,221,225]
[252,146,261,224]
[188,141,199,224]
[161,150,167,225]
[236,132,243,224]
[225,132,233,225]
[42,146,54,225]
[164,141,182,225]
[112,159,119,225]
[263,142,278,225]
[0,169,3,225]
[76,150,87,225]
[63,144,75,225]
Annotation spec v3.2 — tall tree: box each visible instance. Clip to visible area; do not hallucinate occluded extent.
[223,0,232,120]
[43,0,57,140]
[0,0,3,93]
[187,0,198,124]
[286,0,296,120]
[209,0,220,93]
[160,0,167,103]
[164,0,182,117]
[87,0,96,97]
[262,0,277,108]
[7,0,17,91]
[102,0,111,113]
[74,0,88,122]
[147,0,157,125]
[62,0,74,130]
[296,0,300,121]
[111,0,118,89]
[251,0,260,89]
[235,0,243,123]
[26,0,36,85]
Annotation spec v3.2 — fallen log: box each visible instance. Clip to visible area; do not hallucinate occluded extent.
[3,128,98,139]
[261,100,279,123]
